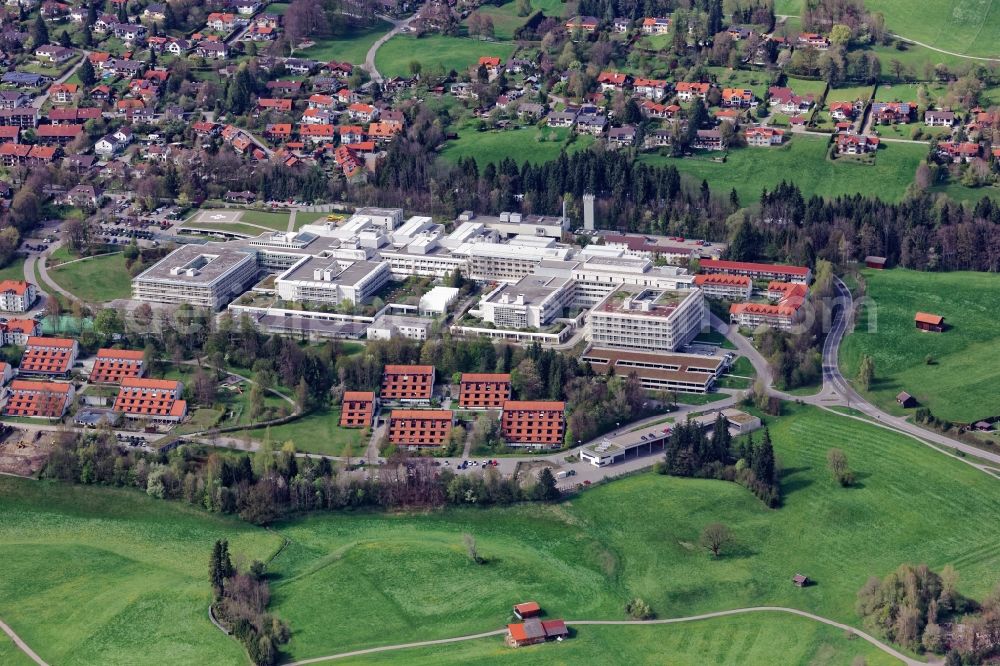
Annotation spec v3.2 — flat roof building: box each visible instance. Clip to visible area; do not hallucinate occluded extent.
[381,364,435,402]
[458,210,568,240]
[19,337,79,376]
[580,347,726,394]
[275,256,391,307]
[388,409,453,447]
[477,274,575,330]
[581,420,672,467]
[89,348,146,384]
[501,400,565,448]
[465,242,572,283]
[132,244,259,310]
[340,390,376,428]
[589,285,704,353]
[3,380,75,418]
[367,314,432,341]
[458,373,512,409]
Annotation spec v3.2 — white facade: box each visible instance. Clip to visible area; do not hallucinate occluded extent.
[132,245,259,310]
[275,256,391,307]
[0,280,37,312]
[589,287,705,353]
[418,286,459,316]
[477,275,575,330]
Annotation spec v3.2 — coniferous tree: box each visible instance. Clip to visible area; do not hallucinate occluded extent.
[31,14,49,46]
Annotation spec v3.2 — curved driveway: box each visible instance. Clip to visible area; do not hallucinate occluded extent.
[363,14,419,83]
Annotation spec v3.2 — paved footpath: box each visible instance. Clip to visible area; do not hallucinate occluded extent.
[0,617,48,666]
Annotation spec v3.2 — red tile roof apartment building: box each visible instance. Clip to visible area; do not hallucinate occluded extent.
[19,337,79,376]
[693,274,752,300]
[89,348,146,384]
[3,380,75,418]
[729,302,802,331]
[340,391,376,427]
[381,364,435,402]
[699,259,812,284]
[114,377,187,422]
[458,373,512,409]
[388,409,453,447]
[501,401,565,448]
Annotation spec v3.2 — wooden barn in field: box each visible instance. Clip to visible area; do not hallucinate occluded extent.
[914,312,945,333]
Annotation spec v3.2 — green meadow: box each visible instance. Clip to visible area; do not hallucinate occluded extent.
[840,268,1000,423]
[6,406,1000,663]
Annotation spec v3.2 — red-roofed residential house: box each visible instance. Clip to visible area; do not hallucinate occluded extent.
[1,319,41,346]
[340,391,376,427]
[19,337,79,376]
[458,373,511,409]
[388,409,453,447]
[381,365,435,402]
[114,377,187,422]
[501,401,565,448]
[693,274,752,300]
[699,259,811,283]
[0,279,37,312]
[3,380,75,418]
[89,348,146,384]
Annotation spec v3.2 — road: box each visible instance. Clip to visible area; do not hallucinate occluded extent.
[363,14,419,83]
[0,617,49,666]
[718,278,1000,467]
[819,278,1000,465]
[33,242,79,304]
[283,606,921,666]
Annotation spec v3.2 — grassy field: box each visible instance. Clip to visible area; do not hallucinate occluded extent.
[180,221,268,237]
[294,211,335,227]
[0,477,282,665]
[375,35,516,79]
[439,125,595,167]
[783,77,828,97]
[47,252,131,303]
[840,268,1000,423]
[0,256,25,282]
[827,84,874,103]
[235,404,367,456]
[8,405,1000,663]
[298,20,391,65]
[640,135,926,203]
[239,209,291,230]
[874,82,947,103]
[0,632,36,666]
[463,1,538,41]
[866,0,1000,59]
[335,615,900,665]
[264,405,1000,661]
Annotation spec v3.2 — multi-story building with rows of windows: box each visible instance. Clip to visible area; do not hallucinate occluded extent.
[589,285,705,353]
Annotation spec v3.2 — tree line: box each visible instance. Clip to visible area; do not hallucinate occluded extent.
[44,428,563,526]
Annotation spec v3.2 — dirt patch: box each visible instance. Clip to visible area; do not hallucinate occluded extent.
[513,460,559,481]
[0,426,55,477]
